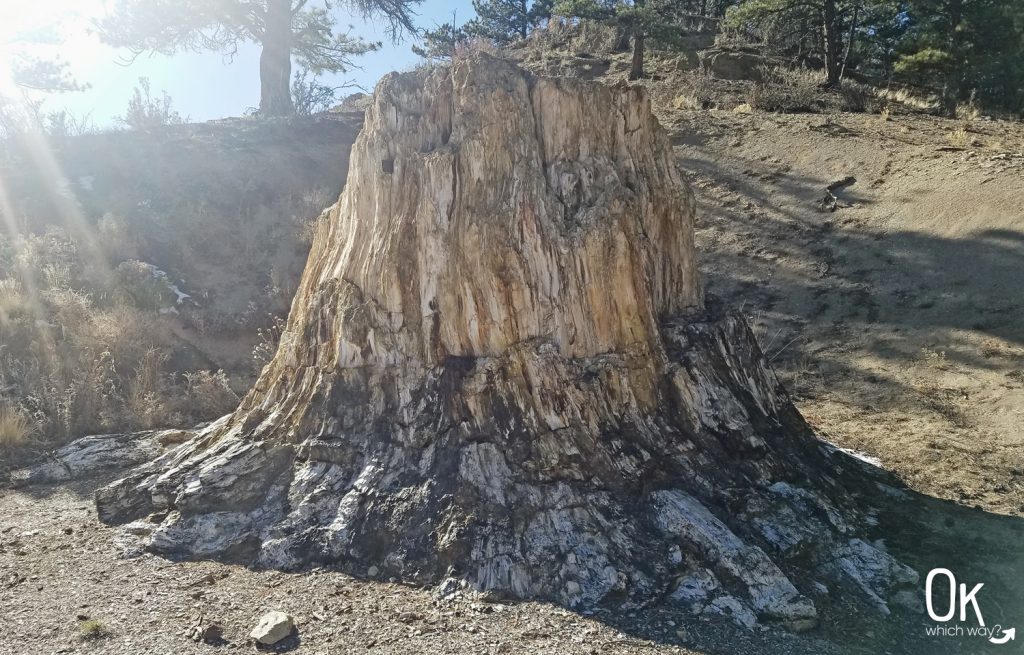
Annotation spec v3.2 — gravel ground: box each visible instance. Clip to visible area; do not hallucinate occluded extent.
[1,474,854,655]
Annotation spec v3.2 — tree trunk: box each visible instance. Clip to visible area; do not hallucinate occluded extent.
[822,0,841,87]
[941,0,965,116]
[629,0,646,81]
[259,0,294,116]
[96,56,917,629]
[629,31,645,80]
[839,4,859,81]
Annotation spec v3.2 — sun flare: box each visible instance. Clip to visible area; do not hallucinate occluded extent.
[0,0,109,96]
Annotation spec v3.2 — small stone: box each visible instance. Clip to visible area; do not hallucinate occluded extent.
[366,566,379,578]
[565,581,581,596]
[190,622,224,644]
[675,628,689,640]
[249,611,295,645]
[669,545,683,565]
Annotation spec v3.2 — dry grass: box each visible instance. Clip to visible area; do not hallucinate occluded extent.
[78,619,110,641]
[0,114,355,458]
[0,227,245,450]
[0,405,33,449]
[0,277,24,324]
[955,91,981,121]
[183,369,240,418]
[948,126,970,148]
[876,86,940,111]
[746,67,875,114]
[746,66,822,113]
[522,18,623,56]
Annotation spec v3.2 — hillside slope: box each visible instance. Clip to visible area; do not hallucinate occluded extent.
[674,108,1024,517]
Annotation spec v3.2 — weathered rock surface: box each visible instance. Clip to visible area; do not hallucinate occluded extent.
[94,55,916,629]
[698,48,779,82]
[11,429,190,486]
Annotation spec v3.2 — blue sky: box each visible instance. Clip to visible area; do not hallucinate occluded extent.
[2,1,475,127]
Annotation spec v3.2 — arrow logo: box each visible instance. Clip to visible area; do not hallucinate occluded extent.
[990,626,1016,645]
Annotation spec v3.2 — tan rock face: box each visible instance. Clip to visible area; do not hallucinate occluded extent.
[96,56,915,629]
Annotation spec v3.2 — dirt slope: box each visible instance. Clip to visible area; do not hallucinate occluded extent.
[669,108,1024,517]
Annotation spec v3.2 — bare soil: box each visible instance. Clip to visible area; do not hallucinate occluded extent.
[671,108,1024,518]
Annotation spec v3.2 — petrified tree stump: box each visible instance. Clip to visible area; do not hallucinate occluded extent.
[96,55,916,630]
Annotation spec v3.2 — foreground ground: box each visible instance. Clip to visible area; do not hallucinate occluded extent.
[3,94,1024,654]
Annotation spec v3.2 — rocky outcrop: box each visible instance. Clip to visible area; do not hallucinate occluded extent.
[94,55,916,629]
[699,47,780,81]
[11,429,190,486]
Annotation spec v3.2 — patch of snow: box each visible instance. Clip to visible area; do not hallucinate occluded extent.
[138,262,192,305]
[837,447,884,468]
[168,283,191,304]
[821,442,885,469]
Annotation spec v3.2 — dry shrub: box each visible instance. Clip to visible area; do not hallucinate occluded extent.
[97,213,140,261]
[0,277,24,323]
[114,260,176,309]
[649,70,720,113]
[876,86,940,111]
[253,315,287,371]
[676,70,718,110]
[948,127,970,148]
[452,38,500,61]
[747,66,822,112]
[0,405,34,449]
[838,80,872,112]
[747,67,875,113]
[0,254,174,443]
[955,91,981,121]
[184,369,240,419]
[125,348,172,430]
[524,18,623,56]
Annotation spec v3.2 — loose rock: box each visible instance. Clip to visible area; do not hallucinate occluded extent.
[249,611,295,645]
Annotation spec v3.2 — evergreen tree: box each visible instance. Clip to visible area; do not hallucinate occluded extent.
[412,22,470,60]
[895,0,1024,114]
[725,0,864,86]
[97,0,421,116]
[463,0,554,43]
[555,0,686,80]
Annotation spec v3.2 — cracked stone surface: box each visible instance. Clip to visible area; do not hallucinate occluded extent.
[93,55,916,630]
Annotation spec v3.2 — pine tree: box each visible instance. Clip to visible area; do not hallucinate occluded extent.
[464,0,554,43]
[97,0,421,116]
[554,0,686,80]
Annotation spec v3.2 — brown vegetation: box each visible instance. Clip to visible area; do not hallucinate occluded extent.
[0,115,361,466]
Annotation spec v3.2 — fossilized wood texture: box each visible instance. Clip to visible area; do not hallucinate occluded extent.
[96,56,916,629]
